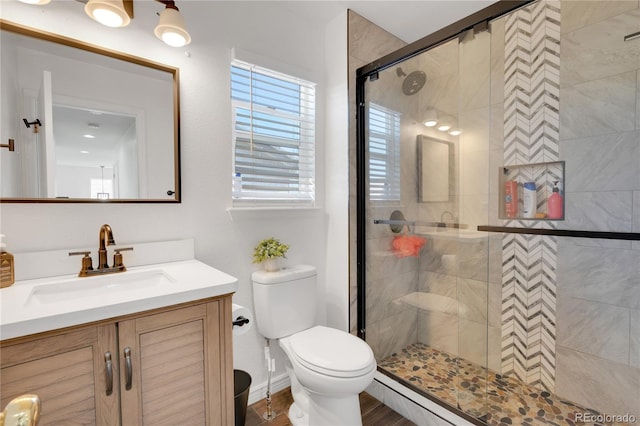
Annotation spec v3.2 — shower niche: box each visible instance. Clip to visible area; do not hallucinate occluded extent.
[498,161,565,220]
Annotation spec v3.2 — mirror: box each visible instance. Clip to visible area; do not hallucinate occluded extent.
[417,135,453,202]
[0,20,180,202]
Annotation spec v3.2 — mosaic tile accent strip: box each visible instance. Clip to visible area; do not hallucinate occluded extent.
[501,0,561,391]
[380,343,628,426]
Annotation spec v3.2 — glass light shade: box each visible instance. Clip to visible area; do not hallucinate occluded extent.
[85,0,131,27]
[448,129,462,136]
[437,123,451,132]
[18,0,51,4]
[423,119,438,127]
[154,8,191,47]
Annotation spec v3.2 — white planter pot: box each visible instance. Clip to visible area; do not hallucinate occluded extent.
[263,258,282,272]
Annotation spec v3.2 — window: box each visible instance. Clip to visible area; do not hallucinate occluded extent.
[231,60,316,205]
[368,103,401,202]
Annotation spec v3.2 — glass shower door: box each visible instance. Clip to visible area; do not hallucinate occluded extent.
[361,30,493,421]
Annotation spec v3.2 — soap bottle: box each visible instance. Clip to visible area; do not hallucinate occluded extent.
[0,234,15,288]
[504,180,518,218]
[547,181,563,219]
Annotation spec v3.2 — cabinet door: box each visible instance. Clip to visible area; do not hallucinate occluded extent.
[118,299,233,426]
[1,324,120,425]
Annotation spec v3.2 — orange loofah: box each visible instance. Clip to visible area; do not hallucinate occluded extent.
[392,234,426,258]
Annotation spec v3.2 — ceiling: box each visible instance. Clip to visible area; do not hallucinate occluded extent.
[281,1,497,43]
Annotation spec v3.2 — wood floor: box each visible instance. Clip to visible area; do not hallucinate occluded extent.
[245,387,416,426]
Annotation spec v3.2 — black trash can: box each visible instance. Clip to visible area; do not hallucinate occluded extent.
[234,370,252,426]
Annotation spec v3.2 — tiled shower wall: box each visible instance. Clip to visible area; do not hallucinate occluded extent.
[489,0,639,414]
[552,0,640,416]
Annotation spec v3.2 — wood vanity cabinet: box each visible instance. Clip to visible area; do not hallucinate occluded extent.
[0,295,234,426]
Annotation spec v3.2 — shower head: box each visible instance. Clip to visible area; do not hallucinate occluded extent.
[401,70,426,96]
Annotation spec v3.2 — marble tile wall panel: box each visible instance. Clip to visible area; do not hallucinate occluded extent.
[555,347,640,419]
[417,310,459,356]
[563,131,640,192]
[556,239,640,310]
[348,11,408,334]
[459,31,491,112]
[419,270,457,298]
[631,309,640,368]
[557,190,633,232]
[457,277,488,324]
[560,71,637,140]
[368,307,418,361]
[366,270,418,325]
[560,7,640,87]
[490,17,506,107]
[556,297,631,363]
[458,318,488,367]
[560,0,638,34]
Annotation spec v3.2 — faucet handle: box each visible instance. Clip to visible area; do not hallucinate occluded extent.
[113,247,133,269]
[69,251,94,277]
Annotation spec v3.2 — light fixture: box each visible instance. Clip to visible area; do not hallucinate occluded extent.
[154,1,191,47]
[17,0,51,4]
[25,0,190,47]
[448,129,462,136]
[437,121,452,132]
[85,0,133,28]
[83,134,97,139]
[423,109,438,127]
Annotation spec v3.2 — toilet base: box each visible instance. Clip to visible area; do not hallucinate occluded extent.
[285,364,364,426]
[287,393,363,426]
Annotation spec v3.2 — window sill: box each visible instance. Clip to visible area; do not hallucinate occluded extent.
[226,206,321,220]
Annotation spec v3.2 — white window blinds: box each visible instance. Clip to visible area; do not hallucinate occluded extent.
[231,61,316,204]
[368,103,401,202]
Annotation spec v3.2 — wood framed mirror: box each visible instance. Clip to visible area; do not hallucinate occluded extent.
[0,20,181,203]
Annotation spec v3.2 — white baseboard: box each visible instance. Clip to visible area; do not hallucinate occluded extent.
[247,372,291,405]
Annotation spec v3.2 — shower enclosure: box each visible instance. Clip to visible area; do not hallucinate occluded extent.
[355,1,640,425]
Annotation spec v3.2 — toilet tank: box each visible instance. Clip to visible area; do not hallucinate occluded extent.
[252,264,317,339]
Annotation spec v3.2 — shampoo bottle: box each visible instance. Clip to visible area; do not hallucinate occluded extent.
[547,181,563,219]
[523,182,536,218]
[0,234,15,288]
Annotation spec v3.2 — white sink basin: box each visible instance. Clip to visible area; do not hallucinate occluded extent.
[1,259,238,340]
[25,269,174,306]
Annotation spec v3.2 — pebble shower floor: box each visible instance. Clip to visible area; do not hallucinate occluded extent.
[379,343,630,426]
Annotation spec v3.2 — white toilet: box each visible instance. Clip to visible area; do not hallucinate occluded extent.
[252,265,376,426]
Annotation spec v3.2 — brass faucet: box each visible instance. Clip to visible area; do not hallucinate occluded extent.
[98,224,116,270]
[69,224,133,277]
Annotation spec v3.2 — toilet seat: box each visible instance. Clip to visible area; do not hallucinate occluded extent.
[289,326,375,378]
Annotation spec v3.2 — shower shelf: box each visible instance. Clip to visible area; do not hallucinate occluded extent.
[477,225,640,241]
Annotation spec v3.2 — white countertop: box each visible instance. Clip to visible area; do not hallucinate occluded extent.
[1,241,238,340]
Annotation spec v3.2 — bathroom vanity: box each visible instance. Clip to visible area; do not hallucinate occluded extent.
[0,240,237,425]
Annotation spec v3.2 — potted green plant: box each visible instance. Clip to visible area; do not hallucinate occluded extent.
[252,237,290,272]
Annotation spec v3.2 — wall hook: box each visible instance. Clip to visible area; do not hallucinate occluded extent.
[23,118,42,133]
[0,139,15,152]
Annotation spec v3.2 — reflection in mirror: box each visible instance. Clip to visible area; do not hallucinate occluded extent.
[0,21,180,202]
[417,135,453,202]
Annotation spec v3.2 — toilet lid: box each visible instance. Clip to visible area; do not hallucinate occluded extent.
[289,326,375,378]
